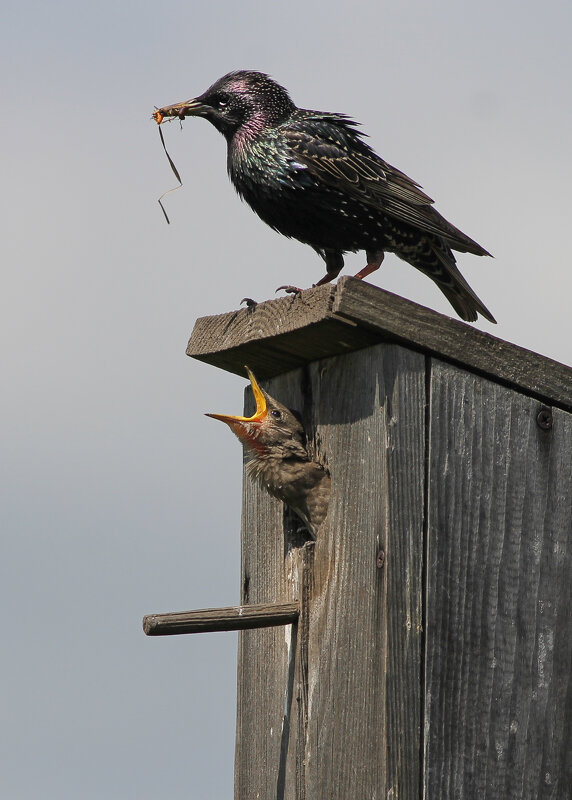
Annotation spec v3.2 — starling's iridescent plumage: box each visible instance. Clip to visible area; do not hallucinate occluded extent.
[156,70,495,323]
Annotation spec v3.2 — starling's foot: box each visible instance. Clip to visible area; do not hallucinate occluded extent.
[241,297,257,308]
[313,273,335,287]
[353,250,385,280]
[276,285,303,297]
[353,265,377,280]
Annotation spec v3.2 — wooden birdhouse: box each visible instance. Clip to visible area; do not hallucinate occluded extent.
[144,278,572,799]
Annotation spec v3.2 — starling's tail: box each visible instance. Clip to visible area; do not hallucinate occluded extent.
[438,279,496,324]
[406,237,496,323]
[430,241,496,323]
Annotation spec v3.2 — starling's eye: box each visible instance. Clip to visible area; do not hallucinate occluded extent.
[215,96,229,110]
[271,410,282,419]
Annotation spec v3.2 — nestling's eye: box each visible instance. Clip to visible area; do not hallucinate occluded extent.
[271,410,282,419]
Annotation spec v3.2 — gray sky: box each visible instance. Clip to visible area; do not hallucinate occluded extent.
[2,1,571,797]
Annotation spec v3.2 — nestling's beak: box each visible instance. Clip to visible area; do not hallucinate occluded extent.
[205,367,268,438]
[153,98,207,125]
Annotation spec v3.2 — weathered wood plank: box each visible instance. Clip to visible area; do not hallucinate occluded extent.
[187,277,572,411]
[425,360,572,799]
[187,283,379,381]
[234,380,302,800]
[332,279,572,411]
[302,345,425,800]
[233,344,425,799]
[142,602,299,636]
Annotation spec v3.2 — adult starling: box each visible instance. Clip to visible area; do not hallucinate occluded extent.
[206,368,330,538]
[155,70,495,323]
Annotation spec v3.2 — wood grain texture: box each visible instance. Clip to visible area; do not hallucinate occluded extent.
[425,360,572,799]
[142,602,299,636]
[233,344,425,799]
[192,309,572,797]
[186,277,572,411]
[332,280,572,412]
[234,378,303,800]
[187,284,380,382]
[302,345,425,800]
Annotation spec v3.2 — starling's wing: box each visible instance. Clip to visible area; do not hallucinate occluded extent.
[285,117,490,256]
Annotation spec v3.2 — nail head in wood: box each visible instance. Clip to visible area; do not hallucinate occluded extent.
[536,407,554,431]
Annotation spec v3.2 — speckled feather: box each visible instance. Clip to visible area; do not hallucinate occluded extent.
[175,70,495,323]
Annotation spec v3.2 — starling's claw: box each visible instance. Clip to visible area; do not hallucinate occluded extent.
[241,297,257,308]
[276,285,303,297]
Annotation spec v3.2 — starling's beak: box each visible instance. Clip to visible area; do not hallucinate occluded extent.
[205,367,268,439]
[153,98,207,125]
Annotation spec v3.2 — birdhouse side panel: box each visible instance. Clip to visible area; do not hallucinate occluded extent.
[425,360,572,799]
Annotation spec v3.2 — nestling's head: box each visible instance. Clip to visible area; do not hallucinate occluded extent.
[206,366,307,458]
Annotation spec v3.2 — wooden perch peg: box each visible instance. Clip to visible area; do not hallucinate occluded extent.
[143,601,300,636]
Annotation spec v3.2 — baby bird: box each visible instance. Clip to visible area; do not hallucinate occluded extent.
[206,368,330,538]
